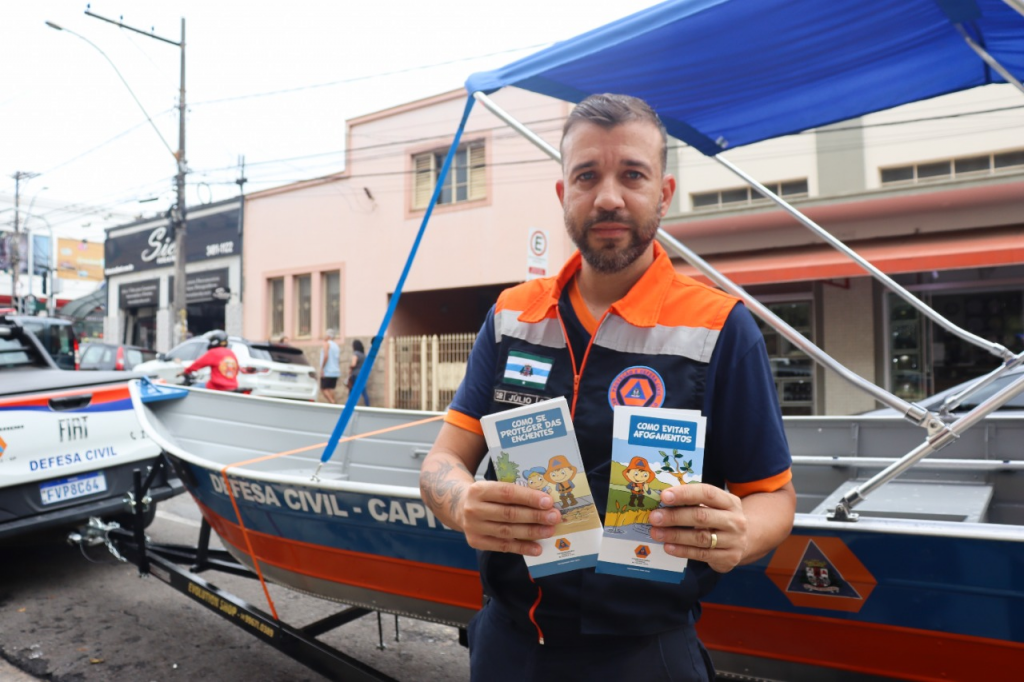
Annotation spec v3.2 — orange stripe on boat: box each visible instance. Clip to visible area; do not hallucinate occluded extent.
[195,498,483,612]
[0,384,130,408]
[699,603,1023,681]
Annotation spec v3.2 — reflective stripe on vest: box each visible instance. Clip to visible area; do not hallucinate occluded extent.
[494,308,566,349]
[595,314,721,363]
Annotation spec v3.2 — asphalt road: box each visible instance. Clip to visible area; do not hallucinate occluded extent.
[0,493,471,682]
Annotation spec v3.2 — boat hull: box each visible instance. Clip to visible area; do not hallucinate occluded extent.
[701,521,1024,681]
[171,457,482,626]
[131,382,1024,679]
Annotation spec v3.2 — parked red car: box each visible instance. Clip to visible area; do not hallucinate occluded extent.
[79,341,158,371]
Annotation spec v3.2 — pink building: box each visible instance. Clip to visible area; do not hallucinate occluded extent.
[242,89,573,405]
[243,84,1024,414]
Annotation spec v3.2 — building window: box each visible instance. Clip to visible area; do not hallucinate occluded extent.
[296,274,311,337]
[323,271,340,333]
[755,301,815,415]
[691,179,808,211]
[881,148,1024,186]
[412,142,485,210]
[269,278,284,337]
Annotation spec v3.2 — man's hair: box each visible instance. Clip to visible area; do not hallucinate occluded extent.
[325,328,337,339]
[560,93,668,173]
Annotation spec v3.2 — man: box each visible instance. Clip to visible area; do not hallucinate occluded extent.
[319,328,342,404]
[181,330,239,391]
[419,94,795,681]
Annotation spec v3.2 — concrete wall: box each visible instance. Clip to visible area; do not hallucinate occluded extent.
[821,276,877,415]
[242,88,572,345]
[675,133,818,212]
[862,84,1024,190]
[816,118,866,197]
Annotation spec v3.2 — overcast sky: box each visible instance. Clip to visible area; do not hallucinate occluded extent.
[2,0,664,242]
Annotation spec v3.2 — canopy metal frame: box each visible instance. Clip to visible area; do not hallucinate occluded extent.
[470,89,1024,523]
[321,2,1024,519]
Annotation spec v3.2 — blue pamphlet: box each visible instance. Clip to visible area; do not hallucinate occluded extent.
[596,405,706,583]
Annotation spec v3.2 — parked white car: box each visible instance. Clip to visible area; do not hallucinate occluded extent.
[0,314,182,539]
[133,333,317,401]
[863,365,1024,417]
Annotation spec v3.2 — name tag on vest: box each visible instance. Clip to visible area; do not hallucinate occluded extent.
[493,388,546,406]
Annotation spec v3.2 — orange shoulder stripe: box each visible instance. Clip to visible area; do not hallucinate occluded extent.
[495,279,560,322]
[655,278,737,331]
[727,468,793,498]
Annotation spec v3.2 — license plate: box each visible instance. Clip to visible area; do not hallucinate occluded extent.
[40,472,108,506]
[280,372,297,382]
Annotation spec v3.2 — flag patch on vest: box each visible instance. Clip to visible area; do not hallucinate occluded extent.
[503,350,552,390]
[608,366,666,408]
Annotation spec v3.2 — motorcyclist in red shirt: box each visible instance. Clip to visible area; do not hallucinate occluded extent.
[181,330,239,391]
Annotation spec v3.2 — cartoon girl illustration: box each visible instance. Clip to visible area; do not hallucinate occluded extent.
[622,456,656,509]
[544,455,578,509]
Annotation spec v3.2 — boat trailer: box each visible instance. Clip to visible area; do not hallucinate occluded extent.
[70,458,465,682]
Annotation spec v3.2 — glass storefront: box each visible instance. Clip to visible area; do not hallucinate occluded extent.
[887,287,1024,401]
[126,307,158,348]
[755,300,815,415]
[186,301,227,337]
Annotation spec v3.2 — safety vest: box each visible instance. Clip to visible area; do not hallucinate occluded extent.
[469,243,743,642]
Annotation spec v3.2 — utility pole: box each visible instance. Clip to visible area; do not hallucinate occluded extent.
[173,17,188,346]
[84,10,188,346]
[10,171,39,314]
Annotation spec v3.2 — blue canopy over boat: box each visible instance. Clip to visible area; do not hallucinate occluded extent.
[326,0,1024,463]
[465,0,1024,155]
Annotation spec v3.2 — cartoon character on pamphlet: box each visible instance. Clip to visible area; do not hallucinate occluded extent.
[523,466,555,501]
[545,455,578,509]
[623,456,656,509]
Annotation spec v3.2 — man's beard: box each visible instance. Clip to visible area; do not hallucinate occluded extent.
[566,207,661,274]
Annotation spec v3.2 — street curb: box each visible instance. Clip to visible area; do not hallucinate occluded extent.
[0,658,40,681]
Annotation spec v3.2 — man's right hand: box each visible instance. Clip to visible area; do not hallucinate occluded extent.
[458,481,561,556]
[420,422,561,557]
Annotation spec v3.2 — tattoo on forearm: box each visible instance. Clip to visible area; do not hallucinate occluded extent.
[420,459,471,519]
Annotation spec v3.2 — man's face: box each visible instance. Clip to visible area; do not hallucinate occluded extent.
[556,120,675,274]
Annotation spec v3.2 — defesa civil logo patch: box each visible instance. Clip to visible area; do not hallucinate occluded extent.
[608,366,666,408]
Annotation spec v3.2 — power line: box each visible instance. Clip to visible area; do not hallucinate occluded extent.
[39,111,175,177]
[190,42,550,107]
[9,98,1020,234]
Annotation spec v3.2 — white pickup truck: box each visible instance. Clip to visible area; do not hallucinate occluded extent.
[0,315,182,539]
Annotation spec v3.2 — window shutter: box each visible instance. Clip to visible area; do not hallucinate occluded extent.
[468,143,486,201]
[412,153,436,210]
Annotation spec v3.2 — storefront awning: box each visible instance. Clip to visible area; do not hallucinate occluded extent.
[59,285,107,321]
[675,227,1024,286]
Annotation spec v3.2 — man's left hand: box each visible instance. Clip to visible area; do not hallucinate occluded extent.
[648,483,746,574]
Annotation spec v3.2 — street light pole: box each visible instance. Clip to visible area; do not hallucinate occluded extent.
[51,11,189,347]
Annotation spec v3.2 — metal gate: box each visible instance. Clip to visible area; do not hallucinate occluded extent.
[387,333,475,411]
